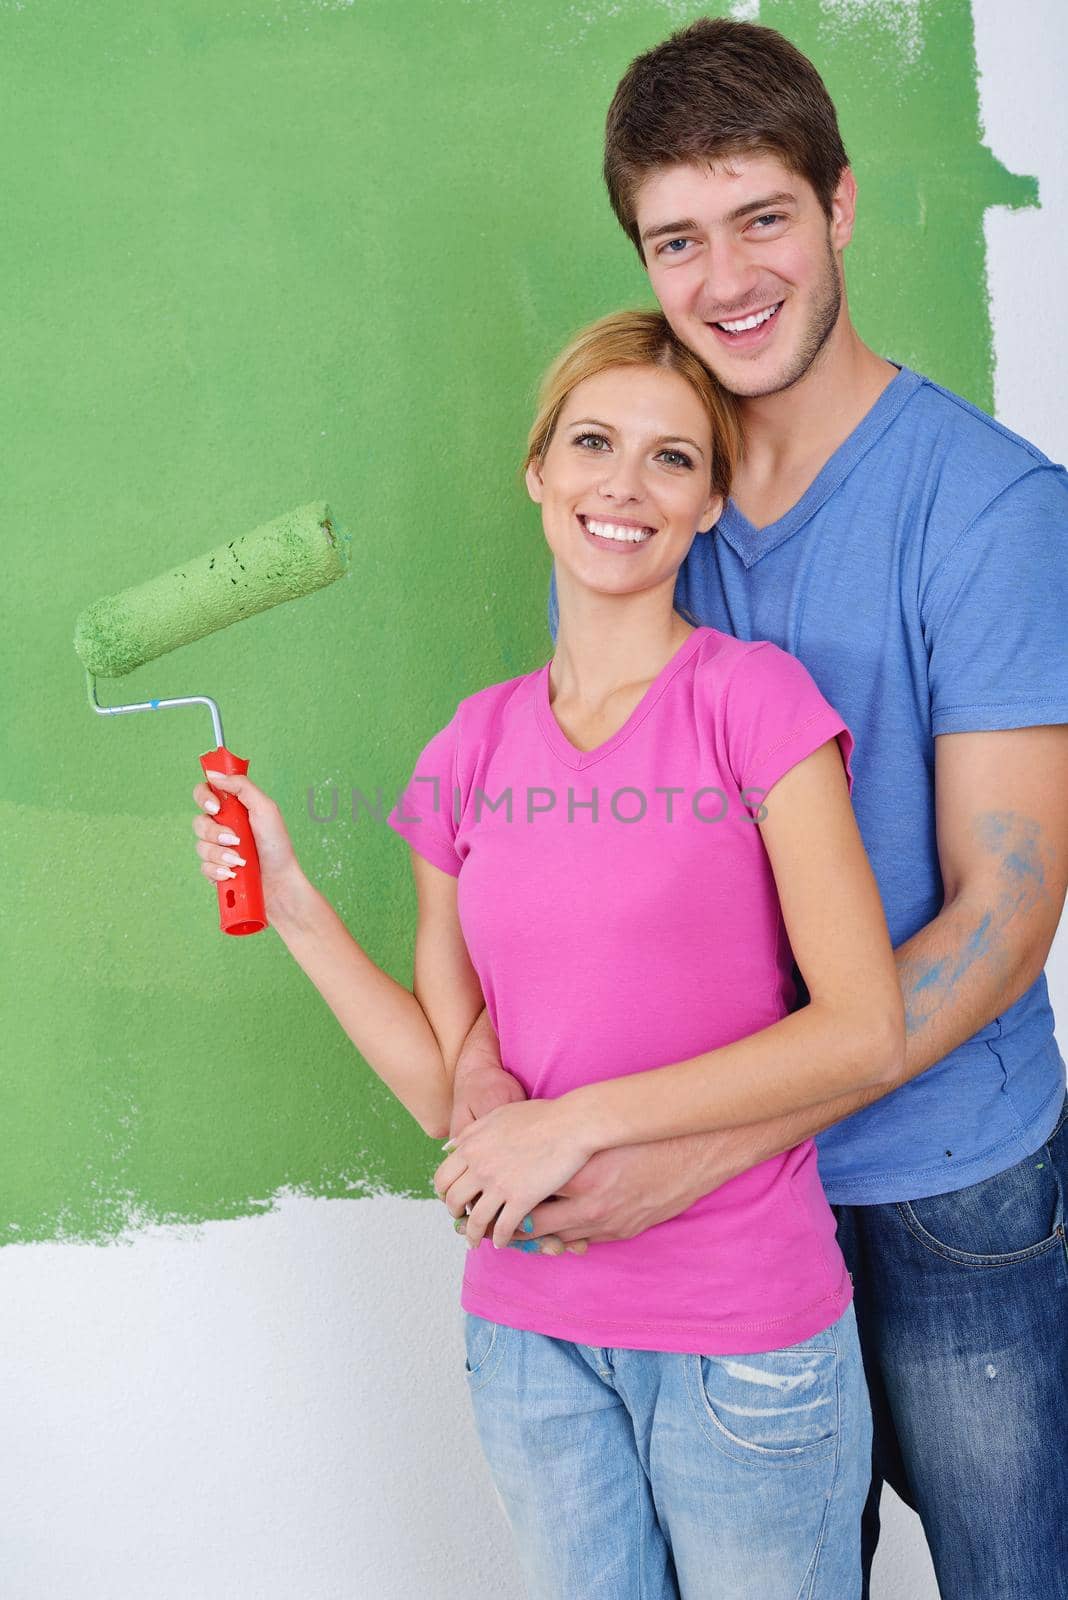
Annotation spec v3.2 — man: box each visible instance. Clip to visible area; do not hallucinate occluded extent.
[444,18,1068,1597]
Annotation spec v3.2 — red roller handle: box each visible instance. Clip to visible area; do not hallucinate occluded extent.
[199,746,268,936]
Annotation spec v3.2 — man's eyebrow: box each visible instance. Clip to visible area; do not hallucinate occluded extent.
[566,418,706,458]
[640,192,797,242]
[640,218,701,244]
[723,190,797,224]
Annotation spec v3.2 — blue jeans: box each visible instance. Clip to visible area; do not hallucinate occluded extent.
[462,1299,872,1599]
[831,1088,1068,1600]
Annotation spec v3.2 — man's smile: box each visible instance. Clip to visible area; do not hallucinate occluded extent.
[707,299,785,349]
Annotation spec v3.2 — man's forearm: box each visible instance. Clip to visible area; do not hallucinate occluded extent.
[656,1080,891,1191]
[654,882,1050,1186]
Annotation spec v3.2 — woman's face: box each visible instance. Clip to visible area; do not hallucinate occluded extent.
[525,363,722,603]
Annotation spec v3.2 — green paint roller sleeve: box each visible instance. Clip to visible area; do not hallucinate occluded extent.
[74,500,349,937]
[73,501,348,678]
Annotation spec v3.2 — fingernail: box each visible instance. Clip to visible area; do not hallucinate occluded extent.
[453,1219,466,1234]
[218,830,240,846]
[215,866,236,880]
[441,1137,457,1151]
[204,799,219,814]
[221,851,246,867]
[520,1215,534,1234]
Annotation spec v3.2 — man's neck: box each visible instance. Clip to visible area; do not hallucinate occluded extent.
[730,321,898,530]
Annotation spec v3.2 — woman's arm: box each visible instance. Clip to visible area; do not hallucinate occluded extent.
[195,768,484,1139]
[269,848,484,1140]
[406,850,489,1137]
[562,738,906,1149]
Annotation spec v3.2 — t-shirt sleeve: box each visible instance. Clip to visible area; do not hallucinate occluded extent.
[385,713,463,877]
[723,642,855,804]
[924,465,1068,736]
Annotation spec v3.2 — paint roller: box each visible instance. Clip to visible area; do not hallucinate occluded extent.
[74,501,350,936]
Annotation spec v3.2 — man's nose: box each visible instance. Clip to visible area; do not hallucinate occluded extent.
[700,236,758,318]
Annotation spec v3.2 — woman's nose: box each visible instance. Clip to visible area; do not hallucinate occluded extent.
[597,456,643,502]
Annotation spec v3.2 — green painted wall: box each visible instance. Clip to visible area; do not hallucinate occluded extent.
[2,0,1035,1243]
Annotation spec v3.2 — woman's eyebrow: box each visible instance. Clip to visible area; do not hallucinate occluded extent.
[567,418,706,458]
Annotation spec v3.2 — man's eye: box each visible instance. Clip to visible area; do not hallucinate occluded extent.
[751,213,785,230]
[658,238,691,256]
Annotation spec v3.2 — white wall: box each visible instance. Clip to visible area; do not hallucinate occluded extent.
[2,3,1064,1596]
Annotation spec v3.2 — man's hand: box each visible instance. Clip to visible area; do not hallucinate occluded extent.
[435,1098,598,1251]
[446,1011,742,1252]
[519,1137,736,1246]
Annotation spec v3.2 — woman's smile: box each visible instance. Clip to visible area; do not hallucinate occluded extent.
[577,512,658,551]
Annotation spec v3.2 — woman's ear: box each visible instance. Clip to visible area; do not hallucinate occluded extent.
[699,492,724,531]
[524,459,544,505]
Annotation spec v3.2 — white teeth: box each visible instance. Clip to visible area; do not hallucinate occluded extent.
[584,517,655,544]
[717,302,781,334]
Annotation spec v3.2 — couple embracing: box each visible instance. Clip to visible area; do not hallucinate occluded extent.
[193,19,1068,1598]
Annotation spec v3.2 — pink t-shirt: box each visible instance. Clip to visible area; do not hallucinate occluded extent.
[386,625,856,1354]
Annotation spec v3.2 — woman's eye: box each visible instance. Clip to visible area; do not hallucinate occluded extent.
[574,433,610,450]
[659,449,694,469]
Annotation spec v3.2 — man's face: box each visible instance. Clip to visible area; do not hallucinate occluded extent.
[635,154,854,399]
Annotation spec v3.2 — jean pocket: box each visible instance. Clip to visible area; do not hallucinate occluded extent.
[463,1312,504,1390]
[896,1125,1066,1266]
[687,1328,840,1469]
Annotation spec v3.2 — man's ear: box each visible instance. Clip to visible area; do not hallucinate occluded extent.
[524,459,545,505]
[830,168,858,253]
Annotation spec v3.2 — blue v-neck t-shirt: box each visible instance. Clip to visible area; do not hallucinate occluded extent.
[548,365,1068,1204]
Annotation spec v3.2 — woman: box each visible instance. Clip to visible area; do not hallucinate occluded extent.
[191,311,903,1599]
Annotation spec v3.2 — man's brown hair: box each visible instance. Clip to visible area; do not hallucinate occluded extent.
[604,17,849,260]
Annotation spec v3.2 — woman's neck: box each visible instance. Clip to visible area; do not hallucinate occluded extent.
[550,605,695,714]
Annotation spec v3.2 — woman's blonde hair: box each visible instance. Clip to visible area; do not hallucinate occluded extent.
[523,308,740,504]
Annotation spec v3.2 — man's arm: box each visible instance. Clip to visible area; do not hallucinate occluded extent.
[615,726,1068,1185]
[504,725,1068,1245]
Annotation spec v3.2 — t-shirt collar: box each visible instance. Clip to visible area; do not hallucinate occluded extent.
[714,363,924,569]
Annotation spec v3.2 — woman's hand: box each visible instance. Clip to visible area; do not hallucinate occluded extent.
[191,769,305,916]
[434,1098,597,1252]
